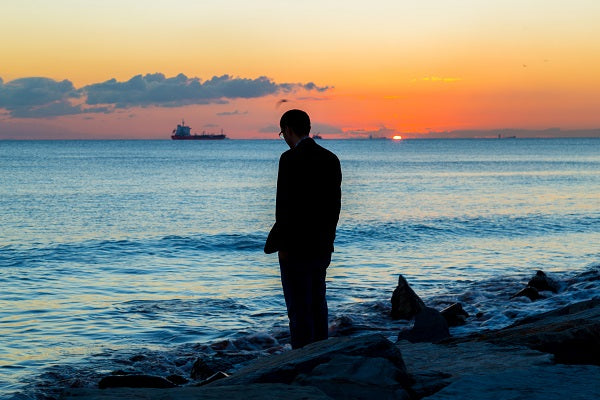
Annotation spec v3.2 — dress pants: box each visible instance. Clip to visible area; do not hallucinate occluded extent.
[279,253,331,349]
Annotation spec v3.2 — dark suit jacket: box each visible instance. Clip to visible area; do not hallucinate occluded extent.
[264,137,342,258]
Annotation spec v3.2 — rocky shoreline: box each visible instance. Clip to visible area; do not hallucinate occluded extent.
[59,270,600,400]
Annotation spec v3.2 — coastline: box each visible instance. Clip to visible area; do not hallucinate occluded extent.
[57,267,600,400]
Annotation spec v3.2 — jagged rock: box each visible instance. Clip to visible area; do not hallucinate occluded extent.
[328,315,355,337]
[190,357,233,381]
[294,354,411,400]
[477,298,600,365]
[391,275,426,320]
[511,286,543,301]
[398,307,450,343]
[528,270,561,293]
[207,334,411,388]
[166,374,189,385]
[98,374,176,389]
[197,371,230,386]
[440,303,469,326]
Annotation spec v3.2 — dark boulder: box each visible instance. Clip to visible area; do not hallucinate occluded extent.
[197,371,230,386]
[328,315,355,337]
[166,374,189,385]
[398,307,451,343]
[391,275,426,320]
[511,286,543,301]
[98,374,176,389]
[191,357,234,381]
[293,354,411,399]
[477,298,600,365]
[207,334,411,388]
[528,270,561,293]
[440,303,469,326]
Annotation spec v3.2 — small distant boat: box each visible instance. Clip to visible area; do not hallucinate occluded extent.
[171,120,227,140]
[498,134,517,139]
[312,133,323,140]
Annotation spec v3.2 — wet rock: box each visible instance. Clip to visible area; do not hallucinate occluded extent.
[207,334,411,388]
[391,274,426,320]
[440,303,469,327]
[190,357,233,381]
[398,307,450,343]
[328,315,355,337]
[232,333,278,351]
[98,374,176,389]
[294,354,411,399]
[197,371,230,386]
[477,298,600,365]
[166,374,189,385]
[528,270,561,293]
[511,286,543,301]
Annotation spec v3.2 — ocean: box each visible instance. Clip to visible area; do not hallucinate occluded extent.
[1,138,599,398]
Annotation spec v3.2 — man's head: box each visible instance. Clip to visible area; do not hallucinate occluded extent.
[280,110,311,147]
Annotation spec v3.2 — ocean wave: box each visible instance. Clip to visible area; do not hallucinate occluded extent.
[0,233,267,268]
[337,213,600,244]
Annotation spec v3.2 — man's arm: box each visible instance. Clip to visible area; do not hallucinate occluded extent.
[264,152,291,254]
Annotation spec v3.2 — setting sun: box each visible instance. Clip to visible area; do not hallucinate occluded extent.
[392,135,402,140]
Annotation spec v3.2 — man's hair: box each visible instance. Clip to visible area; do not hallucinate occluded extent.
[280,109,311,137]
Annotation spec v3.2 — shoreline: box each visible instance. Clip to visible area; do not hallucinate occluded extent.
[55,267,600,400]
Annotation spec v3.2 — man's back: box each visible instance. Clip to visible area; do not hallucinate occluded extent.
[266,137,342,257]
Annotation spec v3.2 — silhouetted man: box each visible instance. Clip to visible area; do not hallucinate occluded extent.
[265,109,342,349]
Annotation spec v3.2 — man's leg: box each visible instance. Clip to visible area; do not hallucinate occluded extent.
[311,255,330,342]
[279,254,313,349]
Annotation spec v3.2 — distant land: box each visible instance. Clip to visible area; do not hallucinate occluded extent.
[400,128,600,140]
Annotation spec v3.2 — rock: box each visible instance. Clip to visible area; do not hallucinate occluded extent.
[294,354,411,400]
[398,307,450,343]
[528,270,561,293]
[98,374,176,389]
[398,340,554,398]
[62,383,334,400]
[476,298,600,365]
[232,333,278,351]
[190,357,233,381]
[207,334,411,388]
[511,286,543,301]
[425,364,600,400]
[328,315,355,337]
[197,371,230,386]
[391,275,426,320]
[439,303,469,327]
[166,374,189,385]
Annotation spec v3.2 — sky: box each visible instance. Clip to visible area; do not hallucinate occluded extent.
[1,0,599,139]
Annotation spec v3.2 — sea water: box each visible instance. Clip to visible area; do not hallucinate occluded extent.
[1,138,599,398]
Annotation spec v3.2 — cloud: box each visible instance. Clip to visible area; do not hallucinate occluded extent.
[0,74,331,118]
[0,77,84,118]
[345,126,396,138]
[216,109,248,116]
[83,73,329,108]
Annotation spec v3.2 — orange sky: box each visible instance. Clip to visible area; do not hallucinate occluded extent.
[1,0,599,139]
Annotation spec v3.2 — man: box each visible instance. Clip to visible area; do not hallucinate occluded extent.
[265,109,342,349]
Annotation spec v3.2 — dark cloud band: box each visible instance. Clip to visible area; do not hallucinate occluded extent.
[0,74,330,118]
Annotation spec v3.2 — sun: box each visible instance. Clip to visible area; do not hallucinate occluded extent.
[392,135,402,140]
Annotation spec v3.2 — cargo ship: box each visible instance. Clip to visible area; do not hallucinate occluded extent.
[171,120,227,140]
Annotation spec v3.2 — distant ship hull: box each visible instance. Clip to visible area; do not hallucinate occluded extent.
[171,134,226,140]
